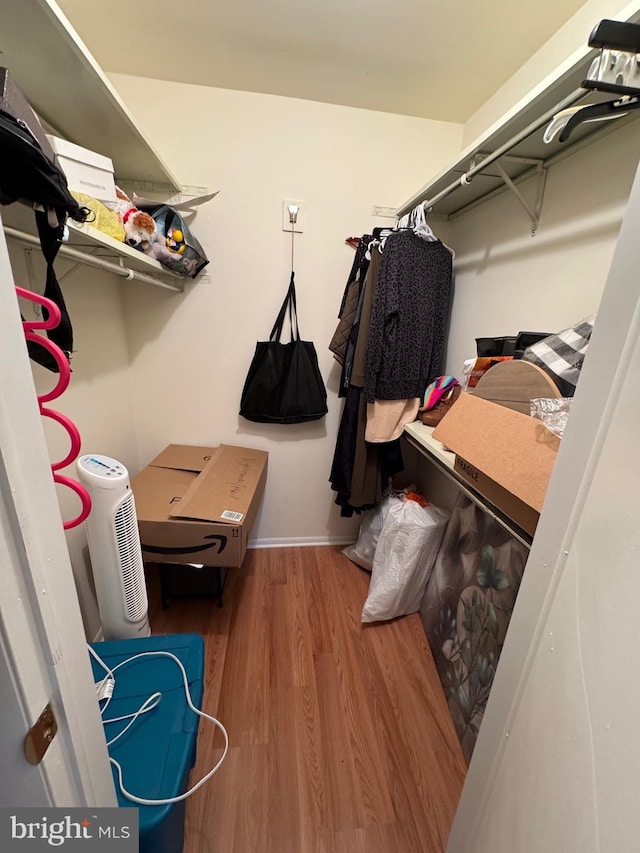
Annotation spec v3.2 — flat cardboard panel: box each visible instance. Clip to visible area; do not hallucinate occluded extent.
[148,444,221,474]
[433,393,559,512]
[453,456,540,536]
[132,466,196,522]
[170,445,269,523]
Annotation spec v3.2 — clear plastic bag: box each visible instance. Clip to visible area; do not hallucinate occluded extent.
[530,397,573,439]
[361,497,449,623]
[342,490,404,571]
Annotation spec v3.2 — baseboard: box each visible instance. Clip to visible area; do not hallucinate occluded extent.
[249,535,356,550]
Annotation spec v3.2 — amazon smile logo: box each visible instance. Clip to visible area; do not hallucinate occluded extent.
[141,533,227,555]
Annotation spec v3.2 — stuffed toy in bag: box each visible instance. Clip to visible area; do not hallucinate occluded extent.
[107,187,157,250]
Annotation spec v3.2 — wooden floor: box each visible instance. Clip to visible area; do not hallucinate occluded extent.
[147,546,466,853]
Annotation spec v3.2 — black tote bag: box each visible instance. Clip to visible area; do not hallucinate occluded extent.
[240,273,328,424]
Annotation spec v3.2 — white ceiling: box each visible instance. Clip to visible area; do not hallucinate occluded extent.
[58,0,587,123]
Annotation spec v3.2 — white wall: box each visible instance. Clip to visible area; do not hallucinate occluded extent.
[11,247,138,640]
[108,75,463,544]
[445,118,640,379]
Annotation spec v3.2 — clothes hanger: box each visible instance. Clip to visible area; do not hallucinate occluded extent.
[556,94,640,142]
[366,226,395,257]
[17,285,91,530]
[397,203,436,239]
[365,235,382,260]
[412,203,438,241]
[371,226,395,239]
[543,102,629,143]
[403,202,456,258]
[544,20,640,144]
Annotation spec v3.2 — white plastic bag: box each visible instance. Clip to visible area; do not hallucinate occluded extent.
[342,491,403,571]
[361,498,449,623]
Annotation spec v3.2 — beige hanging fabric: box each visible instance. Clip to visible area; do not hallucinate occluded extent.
[365,398,421,443]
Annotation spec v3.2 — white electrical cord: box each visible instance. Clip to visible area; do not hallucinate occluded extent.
[104,693,163,746]
[88,644,229,806]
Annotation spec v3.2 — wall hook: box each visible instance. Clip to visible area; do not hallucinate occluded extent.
[288,204,299,225]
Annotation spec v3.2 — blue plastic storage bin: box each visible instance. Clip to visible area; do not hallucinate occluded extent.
[89,633,205,853]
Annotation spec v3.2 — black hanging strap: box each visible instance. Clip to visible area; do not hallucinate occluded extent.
[269,272,301,343]
[24,209,74,372]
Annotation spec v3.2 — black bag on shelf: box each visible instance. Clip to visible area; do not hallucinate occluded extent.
[475,335,517,358]
[0,68,89,372]
[476,331,552,360]
[514,330,552,359]
[240,273,328,424]
[140,203,208,278]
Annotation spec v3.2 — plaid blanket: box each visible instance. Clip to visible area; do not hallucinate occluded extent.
[522,314,596,396]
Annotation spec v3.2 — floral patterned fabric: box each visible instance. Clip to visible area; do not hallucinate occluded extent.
[420,494,529,763]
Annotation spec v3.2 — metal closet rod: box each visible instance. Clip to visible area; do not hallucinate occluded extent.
[3,226,184,292]
[397,86,591,217]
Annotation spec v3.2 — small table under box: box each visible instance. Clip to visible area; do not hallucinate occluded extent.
[157,562,228,609]
[89,633,205,853]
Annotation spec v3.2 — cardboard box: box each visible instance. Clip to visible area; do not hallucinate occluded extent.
[46,134,117,203]
[132,444,268,566]
[432,393,560,536]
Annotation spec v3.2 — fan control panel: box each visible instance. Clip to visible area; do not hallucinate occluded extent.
[77,455,128,485]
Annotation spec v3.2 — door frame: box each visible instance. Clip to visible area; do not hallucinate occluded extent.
[0,218,115,806]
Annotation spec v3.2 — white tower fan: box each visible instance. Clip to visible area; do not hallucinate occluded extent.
[77,454,150,640]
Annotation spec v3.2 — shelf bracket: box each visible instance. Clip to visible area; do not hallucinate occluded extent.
[494,158,548,236]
